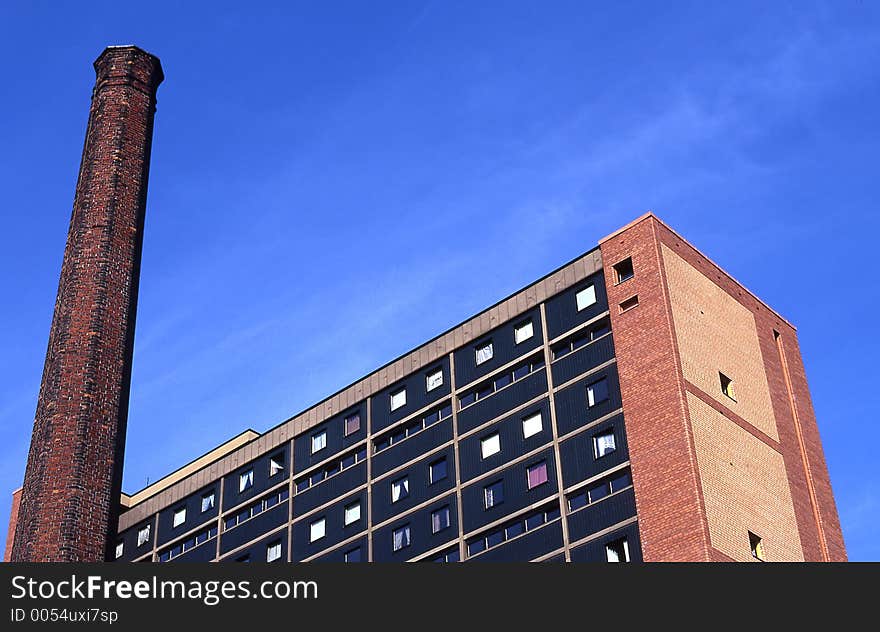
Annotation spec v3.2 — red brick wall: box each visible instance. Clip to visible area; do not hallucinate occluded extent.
[10,47,163,562]
[4,489,21,562]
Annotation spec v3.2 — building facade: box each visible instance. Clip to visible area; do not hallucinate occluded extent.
[5,48,846,563]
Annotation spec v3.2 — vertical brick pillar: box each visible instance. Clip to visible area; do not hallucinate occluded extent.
[10,46,163,562]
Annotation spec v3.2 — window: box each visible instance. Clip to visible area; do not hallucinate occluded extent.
[236,554,251,563]
[430,458,448,484]
[613,257,634,283]
[431,506,451,533]
[201,492,215,513]
[390,388,407,411]
[343,412,361,436]
[605,537,630,562]
[514,320,534,344]
[344,547,361,562]
[137,525,151,547]
[344,501,361,526]
[266,540,282,562]
[720,372,736,401]
[527,461,549,489]
[484,481,504,509]
[522,411,543,439]
[114,542,124,559]
[426,369,443,392]
[310,518,326,543]
[391,477,409,503]
[480,433,501,459]
[587,378,609,407]
[239,468,254,492]
[311,431,327,454]
[576,285,597,311]
[172,507,186,528]
[475,341,494,365]
[392,525,411,552]
[269,454,284,477]
[619,295,639,312]
[593,429,617,458]
[749,531,765,561]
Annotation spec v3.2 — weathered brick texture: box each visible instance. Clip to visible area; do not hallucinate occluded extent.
[10,47,163,562]
[3,489,21,562]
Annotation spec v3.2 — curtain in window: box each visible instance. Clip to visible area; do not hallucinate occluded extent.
[137,526,150,546]
[596,433,616,456]
[606,545,620,562]
[485,486,498,508]
[476,343,493,364]
[392,479,409,502]
[393,528,410,551]
[528,463,548,488]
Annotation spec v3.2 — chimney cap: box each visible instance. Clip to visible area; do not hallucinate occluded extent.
[94,45,164,85]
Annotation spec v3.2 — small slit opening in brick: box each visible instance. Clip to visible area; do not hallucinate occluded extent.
[619,295,639,312]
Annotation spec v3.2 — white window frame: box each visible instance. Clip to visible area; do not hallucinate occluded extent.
[514,320,534,344]
[114,541,124,559]
[137,525,151,547]
[239,469,254,492]
[172,507,186,528]
[593,430,617,458]
[475,341,494,365]
[311,431,327,454]
[310,518,326,543]
[576,285,597,311]
[426,369,444,392]
[390,388,407,411]
[480,433,501,459]
[344,501,361,526]
[266,541,282,562]
[522,411,543,439]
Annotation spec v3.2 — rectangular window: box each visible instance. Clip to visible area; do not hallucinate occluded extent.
[344,547,361,562]
[587,378,609,407]
[480,433,501,459]
[431,506,451,534]
[172,507,186,528]
[484,481,504,509]
[749,531,765,561]
[527,461,549,489]
[576,285,597,311]
[310,518,326,543]
[344,412,361,436]
[201,492,215,513]
[426,369,444,392]
[613,257,634,283]
[114,542,124,559]
[266,540,282,562]
[593,429,617,458]
[137,525,151,547]
[269,454,284,477]
[391,477,410,503]
[475,341,494,365]
[344,501,361,526]
[514,320,534,344]
[392,525,411,552]
[311,431,327,454]
[720,372,736,401]
[429,458,448,484]
[605,537,630,562]
[522,411,543,439]
[239,469,254,492]
[619,295,639,312]
[390,388,407,411]
[236,554,250,563]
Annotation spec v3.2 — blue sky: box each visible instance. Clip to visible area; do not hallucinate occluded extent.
[1,1,878,560]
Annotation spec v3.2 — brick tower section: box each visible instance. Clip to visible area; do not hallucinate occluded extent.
[10,46,163,562]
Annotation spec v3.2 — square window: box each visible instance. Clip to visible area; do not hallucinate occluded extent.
[610,471,632,492]
[475,341,494,365]
[591,322,611,340]
[527,461,549,489]
[239,469,254,492]
[311,431,327,454]
[486,530,504,548]
[576,285,597,311]
[605,537,630,562]
[269,454,284,477]
[201,492,215,513]
[392,525,411,552]
[266,540,282,562]
[431,506,451,534]
[426,369,444,392]
[525,512,544,531]
[391,477,410,503]
[587,378,609,407]
[593,429,617,458]
[505,521,524,539]
[514,320,534,344]
[137,525,151,547]
[310,518,326,543]
[749,531,765,561]
[430,458,448,484]
[172,507,186,528]
[720,372,736,401]
[344,501,361,526]
[344,547,361,562]
[468,539,486,556]
[613,257,634,283]
[589,482,610,503]
[480,433,501,459]
[484,481,504,509]
[568,493,588,512]
[522,411,543,439]
[114,541,124,559]
[344,412,361,436]
[390,388,407,411]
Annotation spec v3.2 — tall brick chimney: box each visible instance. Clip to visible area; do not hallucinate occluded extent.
[10,46,163,562]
